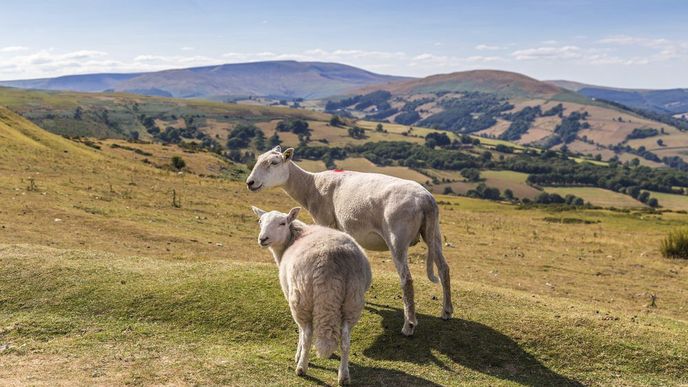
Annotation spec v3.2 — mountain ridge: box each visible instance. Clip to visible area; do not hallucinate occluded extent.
[0,60,410,100]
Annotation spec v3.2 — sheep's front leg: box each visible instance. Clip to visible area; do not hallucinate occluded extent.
[296,323,312,376]
[338,322,351,385]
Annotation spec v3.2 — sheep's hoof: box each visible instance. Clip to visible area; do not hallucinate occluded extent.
[401,322,415,336]
[296,366,307,377]
[441,309,453,320]
[338,371,350,385]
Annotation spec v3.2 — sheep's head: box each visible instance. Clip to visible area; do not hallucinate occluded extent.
[251,206,301,248]
[246,146,294,192]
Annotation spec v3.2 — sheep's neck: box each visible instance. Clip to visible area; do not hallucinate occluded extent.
[268,222,306,265]
[283,162,318,212]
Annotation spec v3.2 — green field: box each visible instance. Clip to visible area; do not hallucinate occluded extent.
[649,191,688,211]
[544,187,646,208]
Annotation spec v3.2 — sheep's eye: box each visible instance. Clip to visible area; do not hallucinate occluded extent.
[270,160,280,166]
[280,222,286,226]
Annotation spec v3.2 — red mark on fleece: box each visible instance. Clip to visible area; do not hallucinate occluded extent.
[333,169,345,173]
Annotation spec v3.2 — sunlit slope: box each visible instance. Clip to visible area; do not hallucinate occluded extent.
[0,105,103,166]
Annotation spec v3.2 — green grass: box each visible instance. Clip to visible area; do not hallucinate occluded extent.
[2,244,687,386]
[660,228,688,259]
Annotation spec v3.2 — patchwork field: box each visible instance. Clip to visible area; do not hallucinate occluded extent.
[335,158,430,184]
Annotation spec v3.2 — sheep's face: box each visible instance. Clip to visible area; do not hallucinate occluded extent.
[246,146,293,192]
[251,206,301,247]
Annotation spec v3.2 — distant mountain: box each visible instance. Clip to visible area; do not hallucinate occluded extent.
[0,61,409,100]
[548,80,688,114]
[361,69,566,98]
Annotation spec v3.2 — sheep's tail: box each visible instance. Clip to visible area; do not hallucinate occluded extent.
[420,198,442,283]
[313,276,343,358]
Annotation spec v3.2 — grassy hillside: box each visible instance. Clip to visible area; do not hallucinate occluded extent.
[0,86,328,138]
[1,104,688,385]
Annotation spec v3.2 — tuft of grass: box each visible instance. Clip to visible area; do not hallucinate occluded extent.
[660,228,688,259]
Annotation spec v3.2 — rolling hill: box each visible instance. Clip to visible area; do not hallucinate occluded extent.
[326,70,688,168]
[548,80,688,115]
[359,69,566,99]
[0,60,409,100]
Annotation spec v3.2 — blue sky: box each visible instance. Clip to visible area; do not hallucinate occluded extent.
[1,0,686,88]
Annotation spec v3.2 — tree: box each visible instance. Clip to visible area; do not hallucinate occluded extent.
[648,197,659,208]
[128,131,140,141]
[425,132,451,147]
[503,189,514,200]
[254,130,267,151]
[73,106,83,120]
[171,156,186,171]
[375,123,384,132]
[329,115,344,127]
[461,168,481,182]
[348,127,367,139]
[269,132,281,147]
[637,191,650,203]
[657,139,665,146]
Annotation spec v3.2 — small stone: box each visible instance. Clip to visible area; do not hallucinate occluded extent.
[54,218,62,222]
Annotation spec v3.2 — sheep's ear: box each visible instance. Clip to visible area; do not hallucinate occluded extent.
[286,207,300,223]
[282,148,294,161]
[272,145,282,153]
[251,206,266,218]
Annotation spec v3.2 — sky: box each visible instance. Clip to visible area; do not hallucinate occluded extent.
[1,0,687,88]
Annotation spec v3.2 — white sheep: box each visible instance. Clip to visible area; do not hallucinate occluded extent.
[252,206,372,385]
[246,146,453,336]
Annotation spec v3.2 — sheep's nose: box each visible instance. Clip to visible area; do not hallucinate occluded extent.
[259,236,269,245]
[247,180,255,188]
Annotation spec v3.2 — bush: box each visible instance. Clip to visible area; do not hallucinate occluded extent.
[171,156,186,170]
[660,229,688,259]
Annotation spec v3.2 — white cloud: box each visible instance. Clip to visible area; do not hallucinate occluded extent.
[597,35,688,61]
[0,46,29,53]
[512,45,583,60]
[475,44,503,51]
[180,46,195,51]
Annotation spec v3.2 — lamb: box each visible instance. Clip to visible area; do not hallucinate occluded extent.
[251,206,372,385]
[246,146,453,336]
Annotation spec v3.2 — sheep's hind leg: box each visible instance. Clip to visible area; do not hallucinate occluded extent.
[388,237,417,336]
[338,321,351,385]
[296,323,312,376]
[295,328,303,364]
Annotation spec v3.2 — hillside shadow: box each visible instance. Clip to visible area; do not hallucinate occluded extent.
[364,303,582,386]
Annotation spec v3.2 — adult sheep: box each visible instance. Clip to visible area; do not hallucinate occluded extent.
[246,146,453,336]
[252,206,371,385]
